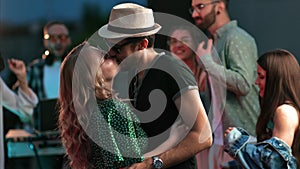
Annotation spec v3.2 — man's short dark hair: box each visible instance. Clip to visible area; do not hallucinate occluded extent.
[43,21,67,34]
[145,35,155,48]
[125,35,155,48]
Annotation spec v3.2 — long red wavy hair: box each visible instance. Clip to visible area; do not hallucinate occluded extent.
[58,41,109,169]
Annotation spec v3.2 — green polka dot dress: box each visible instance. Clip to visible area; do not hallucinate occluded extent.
[88,98,147,168]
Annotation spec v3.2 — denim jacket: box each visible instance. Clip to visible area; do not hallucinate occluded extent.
[224,127,298,169]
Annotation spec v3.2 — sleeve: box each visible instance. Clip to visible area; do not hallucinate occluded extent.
[224,127,296,169]
[201,33,258,96]
[166,57,198,101]
[1,78,38,123]
[94,100,147,167]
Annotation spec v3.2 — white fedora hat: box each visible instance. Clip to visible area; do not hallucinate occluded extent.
[98,3,161,39]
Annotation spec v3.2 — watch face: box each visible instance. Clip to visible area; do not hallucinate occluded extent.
[154,159,163,169]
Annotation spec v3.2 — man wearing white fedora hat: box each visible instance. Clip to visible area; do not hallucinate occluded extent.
[98,3,212,169]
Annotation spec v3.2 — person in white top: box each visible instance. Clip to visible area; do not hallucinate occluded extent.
[0,56,38,169]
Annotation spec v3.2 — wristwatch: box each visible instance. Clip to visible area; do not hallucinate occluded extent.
[152,156,163,169]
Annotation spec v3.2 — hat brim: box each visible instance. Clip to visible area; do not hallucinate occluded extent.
[98,23,161,39]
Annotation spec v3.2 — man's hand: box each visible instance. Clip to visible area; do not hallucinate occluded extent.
[196,39,213,57]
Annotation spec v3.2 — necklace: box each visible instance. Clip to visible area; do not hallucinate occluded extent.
[131,52,165,107]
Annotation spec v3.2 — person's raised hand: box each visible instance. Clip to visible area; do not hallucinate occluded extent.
[196,39,213,58]
[8,59,27,80]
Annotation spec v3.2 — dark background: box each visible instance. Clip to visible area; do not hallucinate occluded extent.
[1,0,300,64]
[148,0,300,62]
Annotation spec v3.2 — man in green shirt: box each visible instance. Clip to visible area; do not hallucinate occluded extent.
[190,0,260,168]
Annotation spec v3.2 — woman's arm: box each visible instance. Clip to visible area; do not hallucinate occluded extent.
[1,59,38,122]
[272,104,299,147]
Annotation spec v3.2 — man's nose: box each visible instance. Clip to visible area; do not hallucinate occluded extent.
[53,39,64,46]
[191,9,200,18]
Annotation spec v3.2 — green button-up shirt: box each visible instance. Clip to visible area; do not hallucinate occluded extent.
[202,20,260,136]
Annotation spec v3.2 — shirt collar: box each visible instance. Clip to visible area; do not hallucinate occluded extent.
[215,20,238,39]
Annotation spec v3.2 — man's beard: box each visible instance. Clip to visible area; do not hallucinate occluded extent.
[197,6,217,31]
[45,54,57,66]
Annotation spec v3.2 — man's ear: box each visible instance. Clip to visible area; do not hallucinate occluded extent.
[216,1,226,15]
[139,38,149,49]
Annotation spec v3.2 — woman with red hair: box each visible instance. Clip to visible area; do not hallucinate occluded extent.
[58,41,147,169]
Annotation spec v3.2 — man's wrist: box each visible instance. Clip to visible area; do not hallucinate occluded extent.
[152,156,163,169]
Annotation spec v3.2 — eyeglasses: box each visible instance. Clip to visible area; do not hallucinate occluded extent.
[105,38,144,54]
[44,34,69,42]
[110,40,134,54]
[102,40,135,60]
[189,0,220,14]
